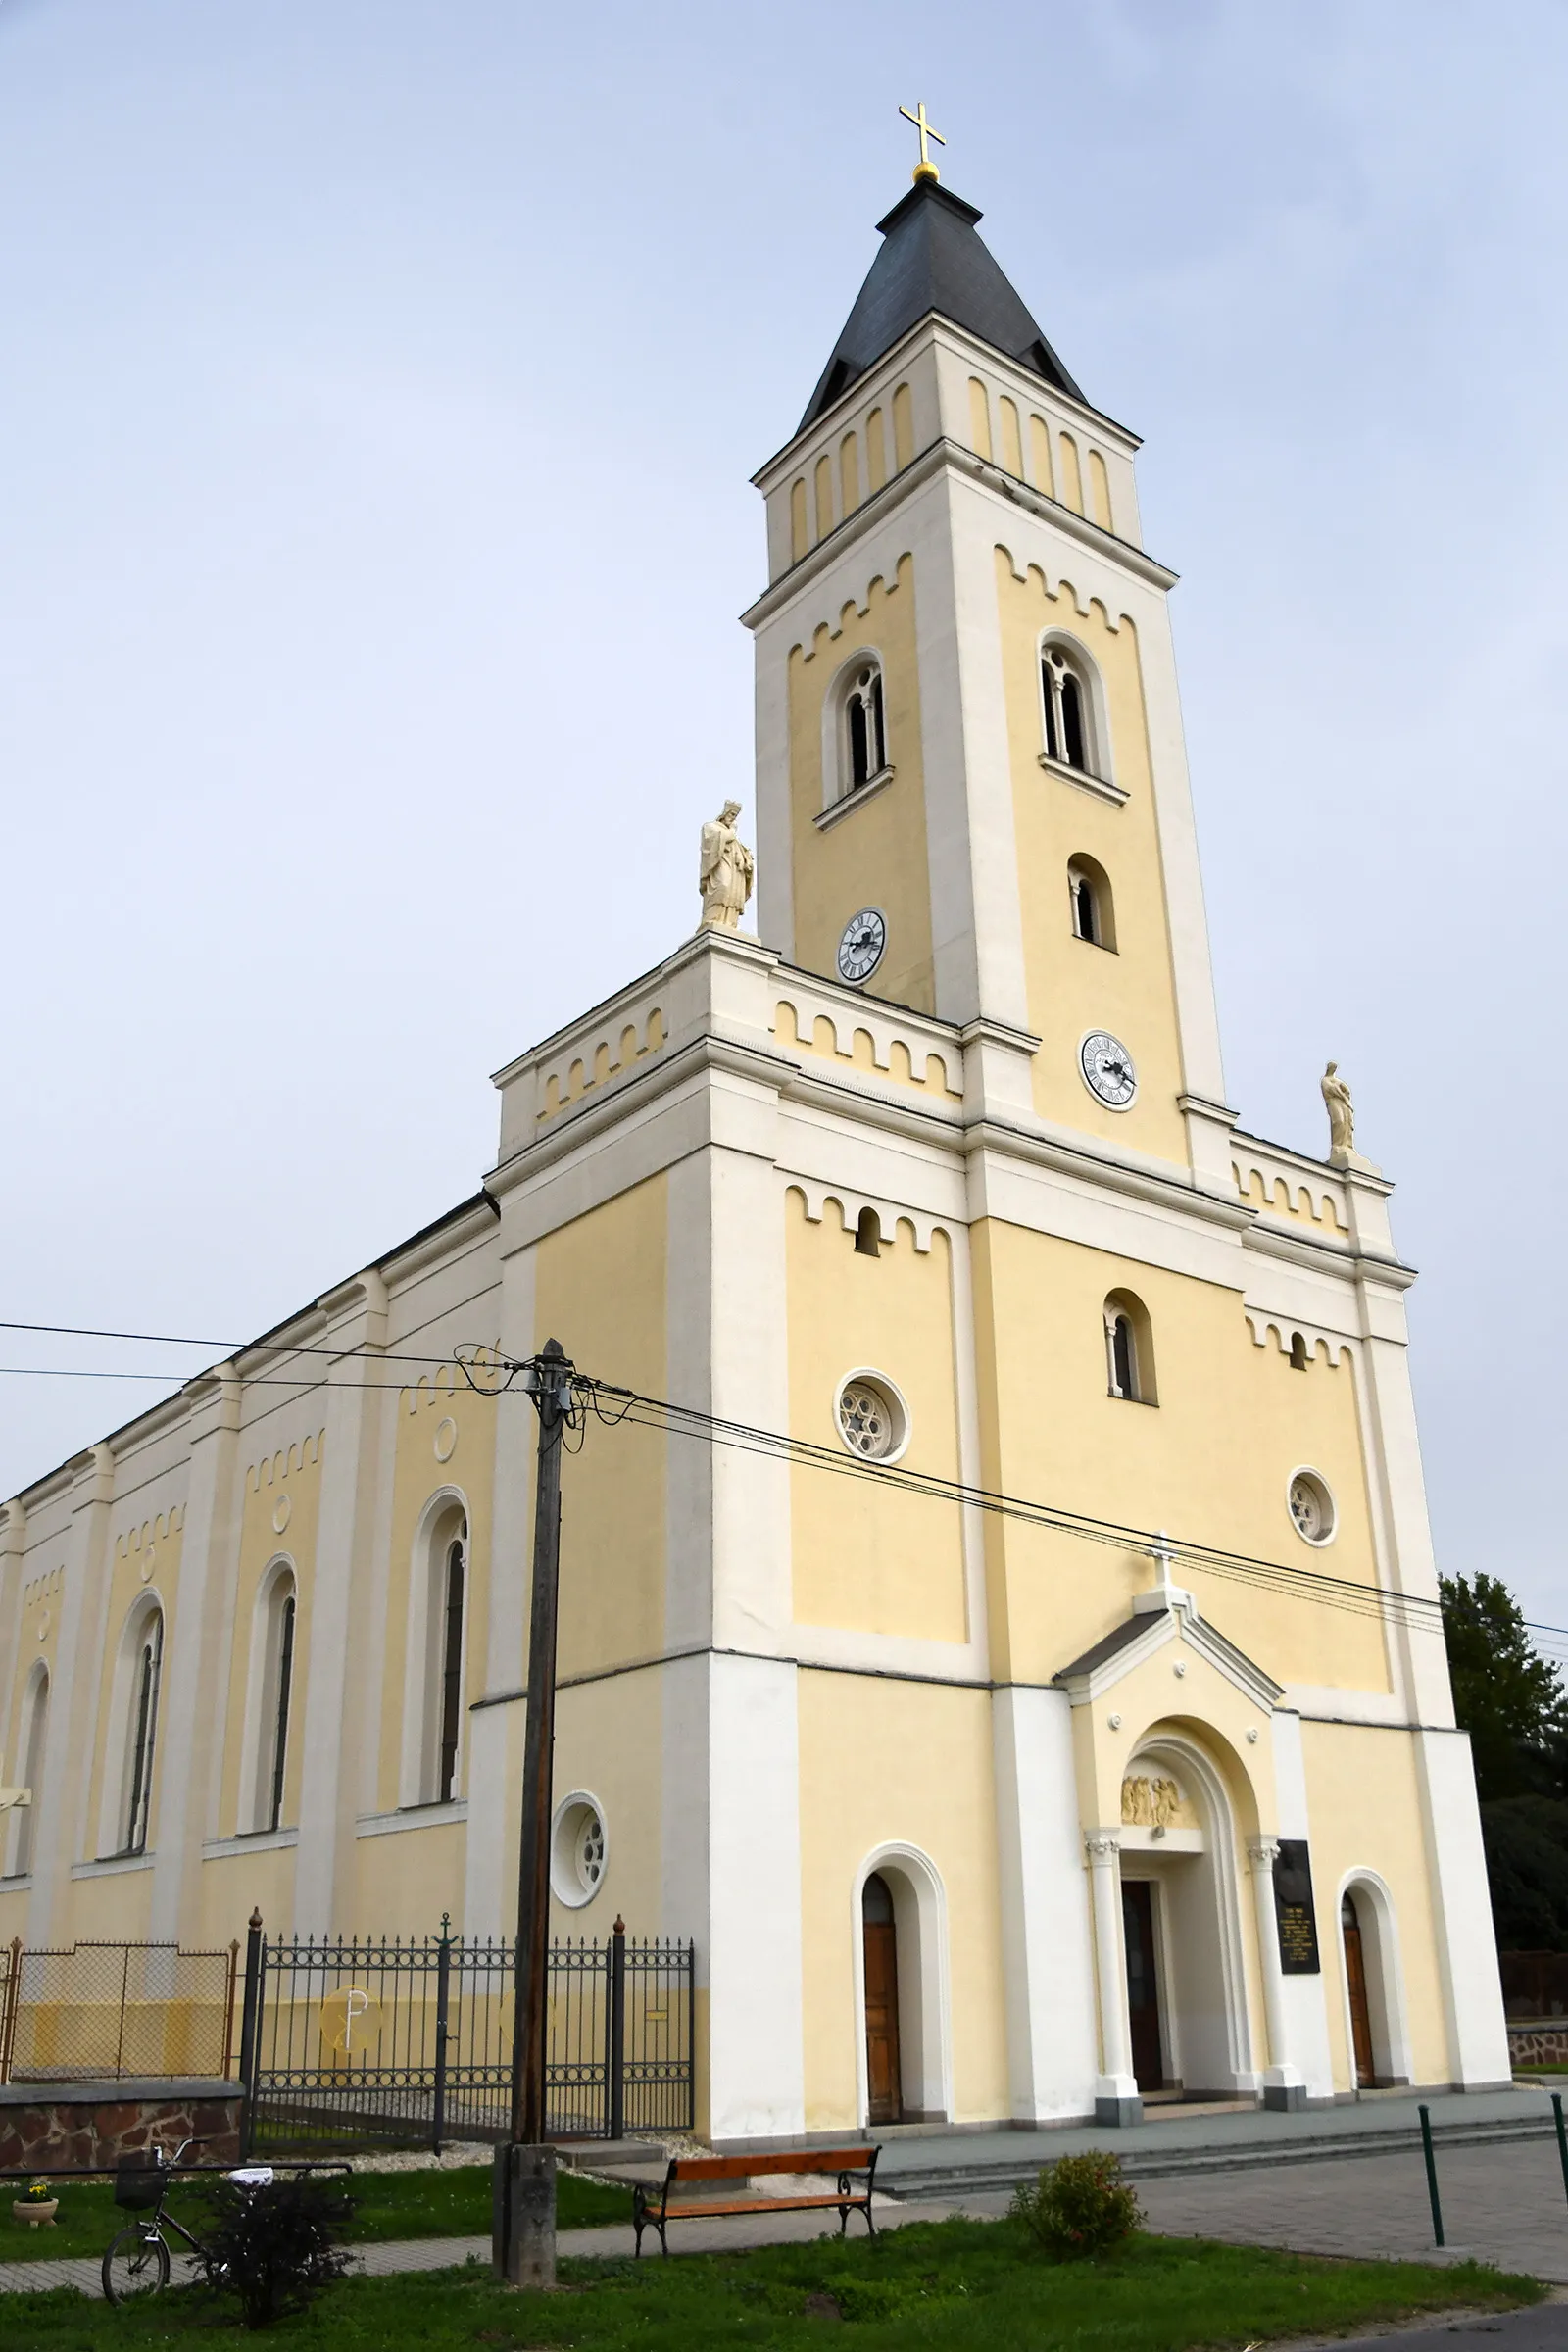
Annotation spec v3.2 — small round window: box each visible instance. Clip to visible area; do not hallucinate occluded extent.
[550,1791,609,1908]
[1288,1471,1336,1546]
[835,1372,908,1463]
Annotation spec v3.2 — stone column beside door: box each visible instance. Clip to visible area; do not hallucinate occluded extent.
[1248,1836,1306,2110]
[1086,1830,1141,2126]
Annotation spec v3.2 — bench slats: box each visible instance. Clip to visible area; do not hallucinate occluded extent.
[633,2143,881,2259]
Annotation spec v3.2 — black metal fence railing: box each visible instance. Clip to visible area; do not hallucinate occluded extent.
[0,1938,238,2083]
[241,1914,694,2154]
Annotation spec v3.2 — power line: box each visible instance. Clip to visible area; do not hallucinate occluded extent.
[0,1317,459,1369]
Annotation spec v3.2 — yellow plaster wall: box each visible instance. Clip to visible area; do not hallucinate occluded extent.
[996,550,1189,1163]
[199,1845,298,1948]
[788,555,934,1011]
[374,1367,499,1815]
[797,1671,1008,2127]
[785,1193,966,1641]
[1300,1720,1450,2089]
[218,1432,325,1838]
[549,1669,664,1937]
[534,1173,667,1682]
[969,1219,1391,1695]
[82,1509,185,1867]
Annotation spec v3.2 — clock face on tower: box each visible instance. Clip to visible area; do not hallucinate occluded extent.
[837,908,886,984]
[1079,1030,1138,1108]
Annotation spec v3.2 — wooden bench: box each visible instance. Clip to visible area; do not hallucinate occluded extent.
[632,2145,880,2258]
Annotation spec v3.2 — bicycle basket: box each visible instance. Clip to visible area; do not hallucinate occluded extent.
[114,2154,167,2211]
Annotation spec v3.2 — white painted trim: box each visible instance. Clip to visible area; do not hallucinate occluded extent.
[1038,625,1115,789]
[202,1826,299,1859]
[1286,1467,1338,1549]
[96,1585,166,1864]
[355,1802,466,1839]
[1038,753,1128,808]
[1130,1731,1258,2092]
[819,643,888,814]
[814,767,896,831]
[852,1841,955,2126]
[398,1488,471,1809]
[72,1850,155,1880]
[236,1555,296,1838]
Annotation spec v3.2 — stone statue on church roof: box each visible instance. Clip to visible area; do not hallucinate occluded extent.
[698,800,755,934]
[1322,1060,1355,1161]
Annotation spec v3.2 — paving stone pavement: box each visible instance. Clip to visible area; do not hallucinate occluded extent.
[1139,2141,1568,2282]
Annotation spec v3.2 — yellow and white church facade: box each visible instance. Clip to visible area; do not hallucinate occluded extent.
[0,168,1509,2140]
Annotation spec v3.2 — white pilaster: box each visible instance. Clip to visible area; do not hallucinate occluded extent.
[292,1274,387,1936]
[1414,1726,1512,2088]
[149,1369,240,1945]
[464,1241,535,1941]
[991,1689,1098,2120]
[1246,1835,1306,2109]
[1086,1828,1140,2125]
[706,1651,805,2144]
[1270,1708,1336,2101]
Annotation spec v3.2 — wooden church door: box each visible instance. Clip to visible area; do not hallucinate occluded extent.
[862,1873,903,2124]
[1342,1893,1375,2087]
[1121,1880,1164,2091]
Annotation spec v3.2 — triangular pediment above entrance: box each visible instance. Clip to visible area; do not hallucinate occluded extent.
[1052,1597,1283,1713]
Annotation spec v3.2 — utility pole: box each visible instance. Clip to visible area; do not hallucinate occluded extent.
[493,1338,574,2288]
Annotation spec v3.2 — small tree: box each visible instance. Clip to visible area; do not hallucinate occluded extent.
[1011,2150,1143,2258]
[194,2175,356,2329]
[1440,1572,1568,1802]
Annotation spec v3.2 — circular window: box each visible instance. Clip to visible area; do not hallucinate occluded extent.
[550,1791,609,1908]
[834,1371,909,1464]
[1288,1470,1336,1545]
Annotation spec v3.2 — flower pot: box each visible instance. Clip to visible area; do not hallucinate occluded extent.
[13,2198,58,2228]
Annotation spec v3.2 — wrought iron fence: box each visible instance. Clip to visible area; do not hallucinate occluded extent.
[241,1914,693,2154]
[0,1939,238,2082]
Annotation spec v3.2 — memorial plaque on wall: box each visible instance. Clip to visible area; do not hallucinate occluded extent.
[1273,1838,1321,1974]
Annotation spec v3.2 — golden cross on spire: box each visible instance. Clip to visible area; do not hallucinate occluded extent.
[899,101,946,184]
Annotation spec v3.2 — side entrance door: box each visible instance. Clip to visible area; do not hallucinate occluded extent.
[1122,1879,1164,2092]
[1342,1893,1376,2087]
[862,1873,902,2124]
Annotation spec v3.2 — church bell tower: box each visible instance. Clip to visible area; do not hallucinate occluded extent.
[742,162,1236,1190]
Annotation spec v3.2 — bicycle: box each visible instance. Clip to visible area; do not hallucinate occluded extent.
[101,2137,273,2304]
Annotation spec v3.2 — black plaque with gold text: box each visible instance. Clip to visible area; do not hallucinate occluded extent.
[1273,1838,1321,1975]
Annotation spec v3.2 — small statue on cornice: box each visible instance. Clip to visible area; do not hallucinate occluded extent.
[1321,1060,1379,1174]
[698,800,755,934]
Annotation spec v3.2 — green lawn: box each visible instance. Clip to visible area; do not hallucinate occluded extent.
[2,2220,1544,2350]
[2,2163,629,2264]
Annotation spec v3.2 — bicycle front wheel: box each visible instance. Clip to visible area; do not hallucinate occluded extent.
[102,2226,171,2303]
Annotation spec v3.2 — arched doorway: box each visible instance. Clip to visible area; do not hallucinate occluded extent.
[1342,1892,1375,2088]
[861,1874,901,2124]
[1115,1738,1253,2099]
[1121,1880,1164,2091]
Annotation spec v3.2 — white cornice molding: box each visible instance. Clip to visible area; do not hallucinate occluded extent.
[741,435,1177,635]
[1054,1598,1284,1711]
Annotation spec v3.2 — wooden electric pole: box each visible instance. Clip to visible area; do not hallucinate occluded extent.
[493,1337,573,2288]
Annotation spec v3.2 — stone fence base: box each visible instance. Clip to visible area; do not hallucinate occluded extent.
[0,2079,241,2173]
[1506,2020,1568,2069]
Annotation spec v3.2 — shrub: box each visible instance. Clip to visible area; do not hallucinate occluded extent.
[1010,2149,1143,2259]
[193,2174,357,2328]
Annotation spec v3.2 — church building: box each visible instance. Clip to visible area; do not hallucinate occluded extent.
[0,155,1509,2140]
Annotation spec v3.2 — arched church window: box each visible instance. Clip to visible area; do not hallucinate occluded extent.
[436,1529,466,1803]
[854,1206,882,1258]
[255,1567,297,1835]
[1067,855,1115,950]
[1104,1292,1156,1405]
[1289,1331,1309,1372]
[838,661,888,797]
[9,1665,48,1878]
[120,1607,163,1857]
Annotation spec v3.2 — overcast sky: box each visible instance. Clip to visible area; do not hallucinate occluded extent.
[2,2,1564,1635]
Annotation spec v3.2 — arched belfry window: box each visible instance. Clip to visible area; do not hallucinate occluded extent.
[1104,1291,1156,1406]
[837,659,888,798]
[1042,645,1088,770]
[120,1606,164,1857]
[1067,855,1115,951]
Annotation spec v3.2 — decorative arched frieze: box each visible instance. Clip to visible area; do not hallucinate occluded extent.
[538,1005,665,1124]
[773,997,961,1099]
[245,1431,325,1494]
[787,553,914,670]
[1243,1312,1352,1369]
[995,545,1129,634]
[786,1182,944,1256]
[1233,1159,1348,1234]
